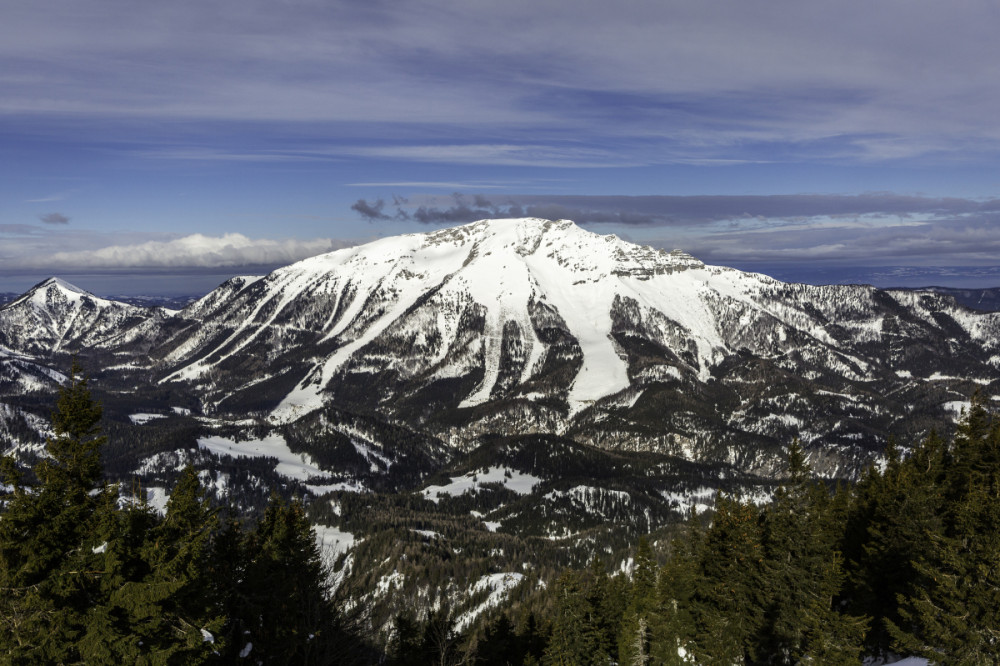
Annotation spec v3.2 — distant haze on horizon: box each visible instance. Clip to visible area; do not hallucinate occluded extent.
[4,1,1000,294]
[4,242,1000,300]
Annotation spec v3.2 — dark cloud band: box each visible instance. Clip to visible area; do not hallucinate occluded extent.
[352,193,1000,226]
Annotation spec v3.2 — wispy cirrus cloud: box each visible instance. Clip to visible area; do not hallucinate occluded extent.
[7,0,1000,164]
[26,189,78,203]
[342,144,646,168]
[347,181,507,189]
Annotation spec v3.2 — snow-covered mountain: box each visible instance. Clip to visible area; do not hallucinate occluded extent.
[118,217,995,477]
[2,218,1000,483]
[0,277,173,356]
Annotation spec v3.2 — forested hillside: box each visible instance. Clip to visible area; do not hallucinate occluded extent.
[388,397,998,665]
[0,363,373,664]
[2,363,997,663]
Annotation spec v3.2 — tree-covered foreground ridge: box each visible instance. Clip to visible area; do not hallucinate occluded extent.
[2,363,999,665]
[0,361,369,664]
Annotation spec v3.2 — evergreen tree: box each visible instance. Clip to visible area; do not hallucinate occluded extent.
[755,441,866,664]
[543,570,603,666]
[649,518,701,666]
[77,488,160,662]
[387,612,425,666]
[0,359,105,662]
[618,537,657,666]
[476,613,517,665]
[1,362,367,663]
[585,556,622,661]
[689,493,764,665]
[513,611,548,666]
[420,603,461,666]
[842,435,944,654]
[85,466,226,664]
[210,516,250,658]
[236,494,338,665]
[889,398,1000,661]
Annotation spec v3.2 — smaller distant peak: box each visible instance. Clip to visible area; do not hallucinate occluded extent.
[43,277,89,295]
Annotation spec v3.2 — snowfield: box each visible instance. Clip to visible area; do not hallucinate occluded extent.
[422,466,542,503]
[313,524,356,559]
[454,573,526,632]
[196,434,334,490]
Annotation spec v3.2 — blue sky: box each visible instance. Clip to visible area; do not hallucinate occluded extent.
[4,0,1000,295]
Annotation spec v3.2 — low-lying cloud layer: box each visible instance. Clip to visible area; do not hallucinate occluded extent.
[2,232,352,272]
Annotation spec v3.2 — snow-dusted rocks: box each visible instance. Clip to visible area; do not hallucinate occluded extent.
[0,277,172,355]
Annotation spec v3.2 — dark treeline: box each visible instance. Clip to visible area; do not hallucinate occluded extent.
[407,396,999,665]
[0,362,374,664]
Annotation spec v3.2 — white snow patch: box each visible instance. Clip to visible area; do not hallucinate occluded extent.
[306,480,366,494]
[422,467,541,503]
[313,524,356,559]
[136,449,193,475]
[197,434,326,482]
[353,440,391,471]
[129,413,167,425]
[375,570,405,596]
[455,573,525,632]
[544,485,629,505]
[928,372,989,384]
[943,401,972,420]
[660,486,717,515]
[411,529,441,539]
[144,487,170,515]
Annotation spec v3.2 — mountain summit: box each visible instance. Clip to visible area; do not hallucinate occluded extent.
[160,218,707,419]
[89,217,994,476]
[1,219,998,479]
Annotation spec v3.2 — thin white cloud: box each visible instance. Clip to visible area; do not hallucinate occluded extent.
[347,181,506,189]
[26,189,78,203]
[345,144,645,168]
[6,233,353,271]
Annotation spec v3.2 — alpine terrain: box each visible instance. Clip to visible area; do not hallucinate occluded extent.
[1,217,999,639]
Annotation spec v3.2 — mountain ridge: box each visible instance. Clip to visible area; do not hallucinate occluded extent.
[1,218,999,484]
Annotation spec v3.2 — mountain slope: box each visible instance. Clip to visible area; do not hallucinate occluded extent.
[115,217,999,477]
[1,219,998,482]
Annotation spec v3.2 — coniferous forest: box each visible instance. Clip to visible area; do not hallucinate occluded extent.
[2,364,999,664]
[0,363,373,664]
